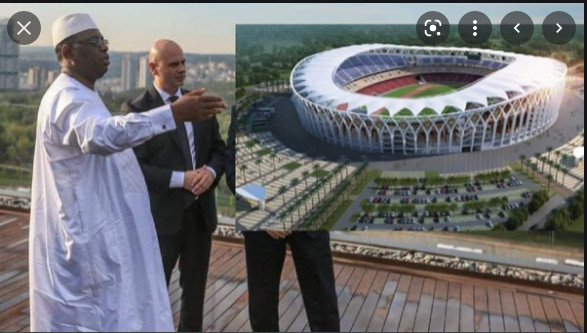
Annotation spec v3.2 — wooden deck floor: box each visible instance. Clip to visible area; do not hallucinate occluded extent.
[0,211,584,332]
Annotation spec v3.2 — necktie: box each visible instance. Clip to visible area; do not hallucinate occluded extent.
[167,95,194,170]
[168,95,199,203]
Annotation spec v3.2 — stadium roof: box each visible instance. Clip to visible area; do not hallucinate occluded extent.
[291,44,567,116]
[235,184,266,202]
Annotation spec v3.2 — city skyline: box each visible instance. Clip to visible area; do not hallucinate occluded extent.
[0,3,584,54]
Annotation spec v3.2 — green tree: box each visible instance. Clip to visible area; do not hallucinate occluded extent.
[290,178,300,198]
[519,154,526,172]
[278,185,287,206]
[255,158,263,179]
[239,164,248,183]
[546,146,553,175]
[302,170,310,190]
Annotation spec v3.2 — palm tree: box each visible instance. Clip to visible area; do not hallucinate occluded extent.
[547,159,554,179]
[255,158,263,179]
[278,185,287,206]
[290,178,300,198]
[554,164,561,183]
[301,193,309,214]
[530,162,538,178]
[270,152,277,172]
[520,154,527,172]
[302,171,310,190]
[313,163,321,180]
[561,167,568,185]
[540,156,547,174]
[546,146,553,167]
[546,174,553,192]
[239,164,248,183]
[534,152,541,172]
[308,187,316,207]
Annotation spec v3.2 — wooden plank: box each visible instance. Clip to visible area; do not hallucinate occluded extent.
[541,297,565,332]
[168,245,237,310]
[554,299,581,332]
[569,302,584,332]
[0,308,28,332]
[0,273,28,299]
[350,270,388,332]
[0,292,28,314]
[513,292,535,333]
[460,283,475,333]
[445,282,460,332]
[340,269,377,332]
[526,294,550,332]
[205,248,247,301]
[382,274,411,332]
[397,276,423,332]
[413,278,436,332]
[429,280,448,332]
[202,264,247,317]
[499,290,520,332]
[204,286,248,332]
[287,264,344,333]
[365,272,398,333]
[202,281,248,331]
[474,286,490,332]
[336,267,366,321]
[297,263,351,333]
[486,288,504,332]
[223,305,249,333]
[279,291,305,331]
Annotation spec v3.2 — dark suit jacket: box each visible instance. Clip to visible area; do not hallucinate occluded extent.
[226,106,236,195]
[121,85,226,235]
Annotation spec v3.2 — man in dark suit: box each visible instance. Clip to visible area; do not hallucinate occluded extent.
[225,105,235,195]
[122,39,226,332]
[243,230,340,332]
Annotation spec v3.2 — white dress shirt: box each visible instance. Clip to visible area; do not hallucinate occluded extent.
[153,84,216,188]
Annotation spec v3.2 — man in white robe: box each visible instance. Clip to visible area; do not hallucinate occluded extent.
[29,13,226,332]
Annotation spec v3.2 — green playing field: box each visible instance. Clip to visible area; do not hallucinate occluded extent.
[384,83,461,98]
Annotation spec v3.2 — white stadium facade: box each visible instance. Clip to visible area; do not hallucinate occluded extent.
[290,44,567,155]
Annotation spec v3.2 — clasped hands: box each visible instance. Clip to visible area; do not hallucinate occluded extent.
[183,165,214,195]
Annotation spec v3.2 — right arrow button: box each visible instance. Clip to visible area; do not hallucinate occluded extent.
[543,11,575,45]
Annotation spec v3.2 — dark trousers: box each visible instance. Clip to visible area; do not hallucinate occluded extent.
[158,205,212,332]
[244,231,340,332]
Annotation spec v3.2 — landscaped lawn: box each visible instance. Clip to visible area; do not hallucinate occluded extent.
[255,148,272,156]
[282,162,302,171]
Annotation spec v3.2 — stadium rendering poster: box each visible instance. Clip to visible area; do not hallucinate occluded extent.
[291,45,566,155]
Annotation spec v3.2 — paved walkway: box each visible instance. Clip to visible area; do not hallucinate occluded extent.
[520,195,566,231]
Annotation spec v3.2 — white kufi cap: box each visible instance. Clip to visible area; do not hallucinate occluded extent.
[52,13,98,47]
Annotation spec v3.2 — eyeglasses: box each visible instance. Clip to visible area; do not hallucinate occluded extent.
[72,37,109,48]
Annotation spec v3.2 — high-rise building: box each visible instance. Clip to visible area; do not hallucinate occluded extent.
[0,18,20,91]
[121,54,138,91]
[137,55,152,89]
[47,69,59,85]
[27,66,48,90]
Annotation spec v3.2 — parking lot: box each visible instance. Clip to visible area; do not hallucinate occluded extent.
[339,173,539,231]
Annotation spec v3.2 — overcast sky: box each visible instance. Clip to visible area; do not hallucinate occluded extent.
[1,3,583,53]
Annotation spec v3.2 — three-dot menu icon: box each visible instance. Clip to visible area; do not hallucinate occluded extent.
[458,11,492,44]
